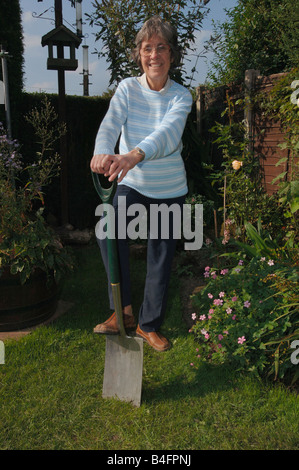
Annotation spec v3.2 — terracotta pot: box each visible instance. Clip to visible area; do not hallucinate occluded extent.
[0,268,59,331]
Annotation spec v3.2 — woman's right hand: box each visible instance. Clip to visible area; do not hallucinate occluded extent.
[90,154,114,174]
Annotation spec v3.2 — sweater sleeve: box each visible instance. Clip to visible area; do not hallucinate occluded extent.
[93,82,128,155]
[136,89,192,161]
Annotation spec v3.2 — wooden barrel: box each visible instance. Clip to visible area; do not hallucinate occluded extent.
[0,268,59,331]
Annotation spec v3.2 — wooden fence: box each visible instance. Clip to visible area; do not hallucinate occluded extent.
[196,70,295,195]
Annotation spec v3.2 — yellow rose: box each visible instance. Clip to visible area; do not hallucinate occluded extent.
[232,160,243,170]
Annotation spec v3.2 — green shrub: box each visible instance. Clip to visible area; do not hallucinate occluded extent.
[190,255,299,384]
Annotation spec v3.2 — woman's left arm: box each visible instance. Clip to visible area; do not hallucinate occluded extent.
[135,90,193,161]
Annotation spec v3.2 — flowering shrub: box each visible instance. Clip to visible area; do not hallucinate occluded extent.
[0,98,74,284]
[190,256,299,382]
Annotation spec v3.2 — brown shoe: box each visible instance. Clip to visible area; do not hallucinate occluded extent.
[136,324,171,351]
[93,312,136,334]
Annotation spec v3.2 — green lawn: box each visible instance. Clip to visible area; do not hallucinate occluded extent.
[0,244,298,450]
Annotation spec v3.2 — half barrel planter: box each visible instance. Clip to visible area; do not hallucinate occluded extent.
[0,268,59,332]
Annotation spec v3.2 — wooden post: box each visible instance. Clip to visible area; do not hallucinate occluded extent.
[244,69,260,154]
[0,45,12,139]
[55,0,69,225]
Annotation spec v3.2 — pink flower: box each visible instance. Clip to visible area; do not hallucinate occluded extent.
[221,269,229,275]
[191,312,197,320]
[226,307,232,314]
[208,309,214,315]
[217,344,222,349]
[244,301,251,308]
[213,298,223,306]
[238,260,244,265]
[231,296,238,302]
[204,272,210,278]
[268,259,274,266]
[208,293,213,299]
[232,315,236,320]
[218,334,223,340]
[204,333,210,339]
[200,314,206,321]
[238,336,246,344]
[219,291,225,298]
[205,266,210,271]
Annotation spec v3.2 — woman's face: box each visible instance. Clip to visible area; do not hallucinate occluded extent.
[140,34,172,91]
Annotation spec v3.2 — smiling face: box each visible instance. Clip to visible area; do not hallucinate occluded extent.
[140,34,173,91]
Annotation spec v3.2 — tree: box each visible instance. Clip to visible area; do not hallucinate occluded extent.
[87,0,210,86]
[206,0,299,86]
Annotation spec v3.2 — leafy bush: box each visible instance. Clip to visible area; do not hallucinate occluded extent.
[0,98,74,284]
[190,255,299,384]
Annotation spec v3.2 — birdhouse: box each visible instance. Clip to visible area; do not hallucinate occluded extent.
[41,24,81,71]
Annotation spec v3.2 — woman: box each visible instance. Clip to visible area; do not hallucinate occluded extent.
[90,16,192,351]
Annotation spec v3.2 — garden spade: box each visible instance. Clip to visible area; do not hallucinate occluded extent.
[92,172,143,407]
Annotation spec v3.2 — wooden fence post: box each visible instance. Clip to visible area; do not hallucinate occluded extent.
[244,69,260,153]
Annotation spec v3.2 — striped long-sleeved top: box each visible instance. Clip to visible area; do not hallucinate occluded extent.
[93,75,193,199]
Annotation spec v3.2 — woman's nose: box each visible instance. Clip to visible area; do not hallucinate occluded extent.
[150,48,159,58]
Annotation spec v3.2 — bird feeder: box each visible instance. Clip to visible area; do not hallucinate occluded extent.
[41,24,81,71]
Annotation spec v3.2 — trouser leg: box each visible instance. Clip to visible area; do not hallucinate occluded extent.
[138,195,185,332]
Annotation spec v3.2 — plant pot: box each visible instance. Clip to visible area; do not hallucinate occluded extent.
[0,268,60,331]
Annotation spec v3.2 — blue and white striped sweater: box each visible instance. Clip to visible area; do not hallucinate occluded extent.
[94,76,193,199]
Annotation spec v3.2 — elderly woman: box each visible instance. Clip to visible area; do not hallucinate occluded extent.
[90,16,192,351]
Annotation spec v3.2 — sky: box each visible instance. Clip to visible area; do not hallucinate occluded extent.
[20,0,238,97]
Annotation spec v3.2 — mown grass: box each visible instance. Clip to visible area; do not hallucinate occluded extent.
[0,244,298,450]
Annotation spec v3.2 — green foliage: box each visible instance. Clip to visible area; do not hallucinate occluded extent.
[0,98,74,284]
[87,0,209,86]
[206,0,299,86]
[191,255,299,383]
[256,68,299,243]
[208,95,282,241]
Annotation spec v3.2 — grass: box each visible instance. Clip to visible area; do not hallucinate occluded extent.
[0,244,298,450]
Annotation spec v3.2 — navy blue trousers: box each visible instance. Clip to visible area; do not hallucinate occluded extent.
[97,185,185,332]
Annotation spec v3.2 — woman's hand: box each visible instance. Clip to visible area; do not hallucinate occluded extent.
[102,150,144,183]
[90,154,114,174]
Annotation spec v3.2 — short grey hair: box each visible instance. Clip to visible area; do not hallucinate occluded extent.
[131,16,182,72]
